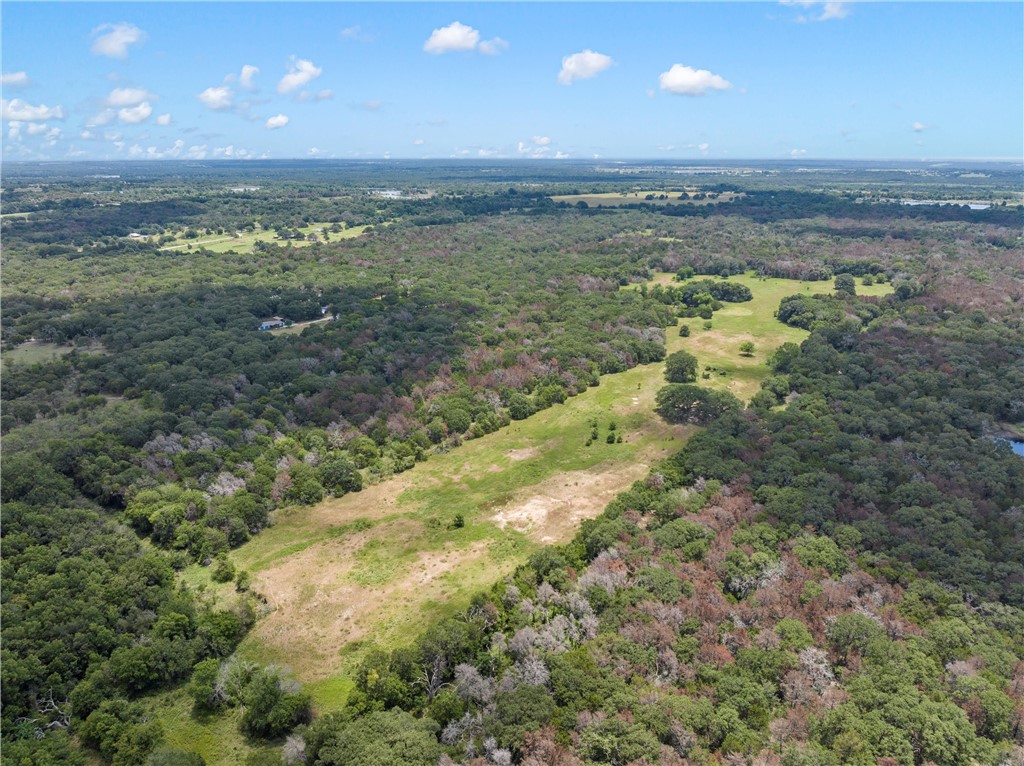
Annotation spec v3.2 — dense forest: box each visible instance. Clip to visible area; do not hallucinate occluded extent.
[2,160,1022,765]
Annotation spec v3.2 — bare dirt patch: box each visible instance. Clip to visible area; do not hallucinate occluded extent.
[506,446,541,461]
[491,461,652,544]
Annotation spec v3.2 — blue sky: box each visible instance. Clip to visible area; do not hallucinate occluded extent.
[2,2,1021,161]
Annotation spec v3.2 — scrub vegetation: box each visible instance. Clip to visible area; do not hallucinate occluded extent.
[2,160,1022,766]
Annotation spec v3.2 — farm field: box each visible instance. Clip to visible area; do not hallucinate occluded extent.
[152,272,877,765]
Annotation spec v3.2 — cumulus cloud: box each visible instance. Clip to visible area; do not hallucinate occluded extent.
[315,89,333,101]
[517,136,555,158]
[265,113,289,129]
[1,71,29,87]
[912,121,927,132]
[478,37,509,56]
[413,138,425,145]
[277,58,322,94]
[1,98,64,121]
[554,151,570,159]
[340,25,374,42]
[156,113,172,126]
[119,102,152,124]
[423,21,505,55]
[424,21,479,53]
[240,65,260,89]
[81,129,96,139]
[698,143,710,154]
[658,64,732,96]
[198,86,233,110]
[558,50,614,85]
[27,122,50,136]
[780,0,850,22]
[90,22,146,58]
[106,87,153,107]
[89,109,116,126]
[790,148,808,157]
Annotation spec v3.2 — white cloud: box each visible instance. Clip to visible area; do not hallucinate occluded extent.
[658,65,732,96]
[517,136,555,158]
[1,98,64,121]
[80,129,96,139]
[1,71,29,87]
[780,0,850,22]
[912,121,927,132]
[413,138,425,145]
[240,64,260,89]
[656,145,676,151]
[186,144,208,159]
[819,2,850,20]
[119,102,152,124]
[790,148,808,157]
[558,50,614,85]
[106,87,153,107]
[307,147,323,156]
[315,89,333,102]
[423,22,505,55]
[27,122,49,136]
[156,113,172,126]
[7,121,22,141]
[265,113,289,129]
[198,86,233,110]
[90,22,146,59]
[478,37,509,56]
[362,100,382,111]
[340,25,374,42]
[277,58,322,94]
[698,143,710,154]
[424,21,479,53]
[554,151,570,159]
[89,109,116,126]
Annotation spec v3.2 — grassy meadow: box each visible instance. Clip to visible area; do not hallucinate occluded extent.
[156,222,372,254]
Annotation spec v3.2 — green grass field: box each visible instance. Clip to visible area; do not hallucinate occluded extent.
[2,341,73,367]
[155,271,891,763]
[156,222,373,254]
[647,273,893,400]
